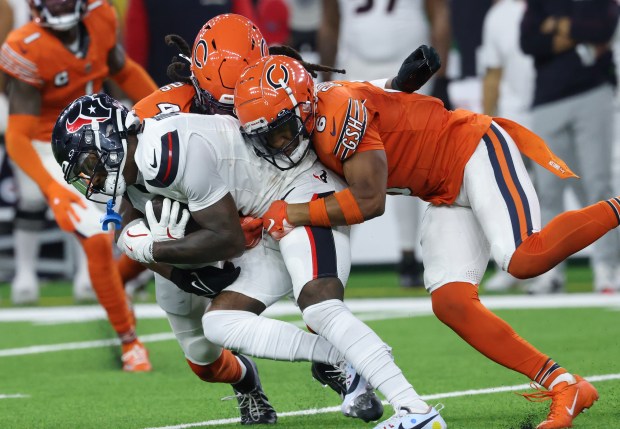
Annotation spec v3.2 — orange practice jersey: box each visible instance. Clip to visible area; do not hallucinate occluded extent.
[132,82,196,120]
[0,0,117,142]
[313,81,493,205]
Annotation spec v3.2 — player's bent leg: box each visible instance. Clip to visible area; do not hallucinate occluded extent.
[508,199,620,279]
[162,276,276,425]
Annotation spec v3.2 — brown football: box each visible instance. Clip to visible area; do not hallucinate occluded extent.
[148,195,201,234]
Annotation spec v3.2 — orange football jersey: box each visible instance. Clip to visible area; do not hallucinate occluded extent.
[132,82,195,120]
[313,81,493,205]
[0,0,117,142]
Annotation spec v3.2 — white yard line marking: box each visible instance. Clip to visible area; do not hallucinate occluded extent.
[0,394,29,399]
[1,294,620,357]
[1,294,619,324]
[142,374,620,429]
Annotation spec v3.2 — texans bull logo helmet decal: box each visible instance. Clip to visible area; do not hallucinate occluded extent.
[66,96,112,133]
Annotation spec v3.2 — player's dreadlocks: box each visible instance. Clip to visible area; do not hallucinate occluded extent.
[165,34,193,85]
[164,34,345,83]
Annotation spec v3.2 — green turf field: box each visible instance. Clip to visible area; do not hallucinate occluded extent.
[1,266,619,428]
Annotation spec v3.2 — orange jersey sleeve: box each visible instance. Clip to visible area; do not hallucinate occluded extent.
[132,83,196,120]
[314,81,493,205]
[0,0,117,142]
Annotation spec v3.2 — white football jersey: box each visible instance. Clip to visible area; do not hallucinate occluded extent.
[336,0,429,80]
[133,112,318,216]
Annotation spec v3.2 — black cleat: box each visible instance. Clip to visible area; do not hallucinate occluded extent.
[227,353,277,425]
[311,362,347,399]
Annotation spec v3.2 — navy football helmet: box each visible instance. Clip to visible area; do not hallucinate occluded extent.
[52,93,132,204]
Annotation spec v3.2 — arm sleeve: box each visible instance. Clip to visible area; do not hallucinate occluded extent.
[180,134,230,213]
[570,0,619,43]
[5,114,56,194]
[520,0,554,57]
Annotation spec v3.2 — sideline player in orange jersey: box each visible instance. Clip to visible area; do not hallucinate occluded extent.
[0,0,156,371]
[234,55,610,429]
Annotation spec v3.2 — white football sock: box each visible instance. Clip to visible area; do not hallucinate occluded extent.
[202,310,342,364]
[302,299,428,412]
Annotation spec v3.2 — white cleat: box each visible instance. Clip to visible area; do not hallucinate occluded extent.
[483,270,519,292]
[341,361,384,422]
[373,405,447,429]
[11,273,39,305]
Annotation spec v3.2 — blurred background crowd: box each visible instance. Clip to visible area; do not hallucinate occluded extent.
[1,0,619,305]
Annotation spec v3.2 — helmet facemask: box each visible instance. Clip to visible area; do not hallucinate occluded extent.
[31,0,85,32]
[62,109,128,204]
[240,78,314,170]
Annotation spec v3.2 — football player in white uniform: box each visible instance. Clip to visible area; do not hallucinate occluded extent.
[51,87,446,426]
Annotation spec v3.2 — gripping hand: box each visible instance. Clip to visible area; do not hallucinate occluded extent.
[240,216,263,249]
[118,219,155,264]
[45,181,86,232]
[145,198,190,241]
[391,45,441,93]
[170,261,241,297]
[262,200,295,241]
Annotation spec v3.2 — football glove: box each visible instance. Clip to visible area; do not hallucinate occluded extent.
[145,198,190,241]
[45,181,86,232]
[170,261,241,297]
[240,216,263,249]
[263,200,295,241]
[391,45,441,93]
[118,219,155,264]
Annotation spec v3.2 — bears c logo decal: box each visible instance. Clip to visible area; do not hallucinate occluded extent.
[193,39,208,69]
[266,64,290,90]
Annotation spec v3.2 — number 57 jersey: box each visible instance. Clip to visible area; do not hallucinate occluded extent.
[134,112,344,216]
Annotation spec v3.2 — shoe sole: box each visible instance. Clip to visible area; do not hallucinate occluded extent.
[343,388,384,423]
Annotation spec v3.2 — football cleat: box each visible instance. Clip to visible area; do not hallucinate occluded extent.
[311,362,347,399]
[121,340,152,372]
[373,405,447,429]
[483,269,520,292]
[341,362,384,422]
[520,375,599,429]
[11,272,39,305]
[226,354,277,425]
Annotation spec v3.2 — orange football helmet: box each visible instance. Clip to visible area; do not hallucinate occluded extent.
[190,14,267,115]
[234,55,315,170]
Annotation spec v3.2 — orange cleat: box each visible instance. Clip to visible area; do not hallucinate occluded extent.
[520,375,599,429]
[121,340,152,372]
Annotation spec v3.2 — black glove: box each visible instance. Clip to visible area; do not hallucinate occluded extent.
[391,45,441,93]
[170,261,241,298]
[430,76,453,110]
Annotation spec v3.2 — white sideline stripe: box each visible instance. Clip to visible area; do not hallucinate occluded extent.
[0,314,410,358]
[0,394,29,399]
[143,374,620,429]
[1,293,620,324]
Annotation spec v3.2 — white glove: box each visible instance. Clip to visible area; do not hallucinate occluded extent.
[118,219,155,264]
[145,198,190,241]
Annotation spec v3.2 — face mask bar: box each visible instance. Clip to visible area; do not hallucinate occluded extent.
[241,107,312,170]
[190,76,235,116]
